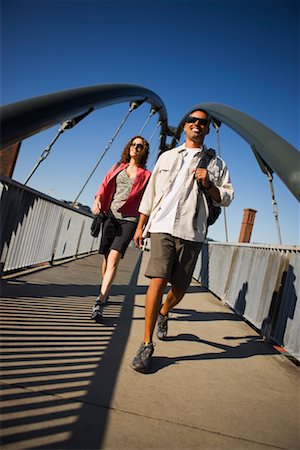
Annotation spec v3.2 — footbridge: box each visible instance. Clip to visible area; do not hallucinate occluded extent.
[0,84,299,450]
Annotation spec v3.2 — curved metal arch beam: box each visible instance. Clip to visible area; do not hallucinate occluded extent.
[0,83,168,150]
[171,102,300,201]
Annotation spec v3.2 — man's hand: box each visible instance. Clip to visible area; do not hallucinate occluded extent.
[134,226,144,249]
[194,168,211,188]
[133,213,149,249]
[194,169,221,203]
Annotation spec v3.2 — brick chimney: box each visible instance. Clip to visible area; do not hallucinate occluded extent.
[238,208,257,243]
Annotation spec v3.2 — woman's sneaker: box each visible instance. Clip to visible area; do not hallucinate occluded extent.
[157,313,168,340]
[131,342,154,373]
[91,297,104,321]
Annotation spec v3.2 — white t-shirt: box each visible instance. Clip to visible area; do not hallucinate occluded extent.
[149,148,201,235]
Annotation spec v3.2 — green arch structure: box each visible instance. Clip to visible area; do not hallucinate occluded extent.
[172,102,300,202]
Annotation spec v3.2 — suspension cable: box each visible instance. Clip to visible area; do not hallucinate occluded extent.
[73,101,143,205]
[152,133,162,152]
[211,118,229,243]
[148,120,161,143]
[24,129,64,185]
[24,107,93,185]
[267,171,282,244]
[139,107,158,135]
[251,145,282,244]
[147,132,163,169]
[212,118,221,157]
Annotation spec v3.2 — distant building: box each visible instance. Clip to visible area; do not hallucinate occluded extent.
[61,200,92,215]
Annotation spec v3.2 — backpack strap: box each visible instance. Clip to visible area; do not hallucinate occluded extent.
[196,148,221,226]
[197,148,216,169]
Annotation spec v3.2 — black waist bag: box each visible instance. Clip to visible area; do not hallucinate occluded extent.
[91,161,122,237]
[91,213,107,237]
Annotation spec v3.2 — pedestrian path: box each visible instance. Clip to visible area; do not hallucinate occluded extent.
[0,248,299,450]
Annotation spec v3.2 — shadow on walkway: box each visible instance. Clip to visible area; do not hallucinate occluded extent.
[149,333,278,374]
[0,250,141,449]
[0,249,297,450]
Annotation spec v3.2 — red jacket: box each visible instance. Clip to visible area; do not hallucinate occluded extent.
[95,162,151,216]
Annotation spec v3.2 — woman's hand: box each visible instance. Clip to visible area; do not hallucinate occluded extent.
[92,196,102,215]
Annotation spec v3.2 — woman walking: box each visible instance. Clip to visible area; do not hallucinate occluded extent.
[91,135,151,320]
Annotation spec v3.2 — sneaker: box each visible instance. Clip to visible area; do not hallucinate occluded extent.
[91,297,104,320]
[157,313,168,340]
[131,342,154,373]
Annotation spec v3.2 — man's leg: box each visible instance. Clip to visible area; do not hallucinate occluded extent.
[131,277,167,373]
[160,285,186,316]
[156,285,186,340]
[156,238,203,337]
[144,277,168,343]
[131,233,174,372]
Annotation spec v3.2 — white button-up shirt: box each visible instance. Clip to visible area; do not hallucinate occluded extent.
[139,143,234,242]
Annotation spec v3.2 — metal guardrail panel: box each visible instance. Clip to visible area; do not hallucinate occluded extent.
[193,242,300,361]
[77,218,101,254]
[4,198,62,271]
[0,176,98,275]
[225,248,283,327]
[53,210,86,260]
[209,244,235,299]
[271,252,300,359]
[53,211,101,259]
[0,182,62,272]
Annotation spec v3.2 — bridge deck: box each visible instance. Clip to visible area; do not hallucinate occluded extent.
[0,248,299,450]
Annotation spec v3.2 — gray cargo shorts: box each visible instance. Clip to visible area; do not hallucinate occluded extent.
[145,233,203,291]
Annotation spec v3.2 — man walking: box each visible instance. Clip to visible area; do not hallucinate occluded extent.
[131,109,234,373]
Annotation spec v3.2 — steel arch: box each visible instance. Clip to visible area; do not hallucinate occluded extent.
[0,83,169,150]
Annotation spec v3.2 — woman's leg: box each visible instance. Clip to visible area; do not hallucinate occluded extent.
[101,255,107,278]
[99,249,122,301]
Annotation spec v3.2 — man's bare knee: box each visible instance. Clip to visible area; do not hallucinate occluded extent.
[149,277,168,295]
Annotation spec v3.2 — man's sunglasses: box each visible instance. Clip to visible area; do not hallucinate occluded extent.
[131,143,144,151]
[186,116,209,126]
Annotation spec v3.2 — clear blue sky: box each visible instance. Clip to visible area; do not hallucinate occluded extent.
[1,0,299,245]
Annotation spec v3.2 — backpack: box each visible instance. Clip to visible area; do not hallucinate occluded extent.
[197,148,221,226]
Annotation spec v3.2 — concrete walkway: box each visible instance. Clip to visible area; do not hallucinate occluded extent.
[0,248,299,450]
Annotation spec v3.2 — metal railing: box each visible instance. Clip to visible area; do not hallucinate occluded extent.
[1,176,299,361]
[0,175,101,275]
[193,241,300,361]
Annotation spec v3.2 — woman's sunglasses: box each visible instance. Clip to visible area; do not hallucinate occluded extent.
[131,143,144,151]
